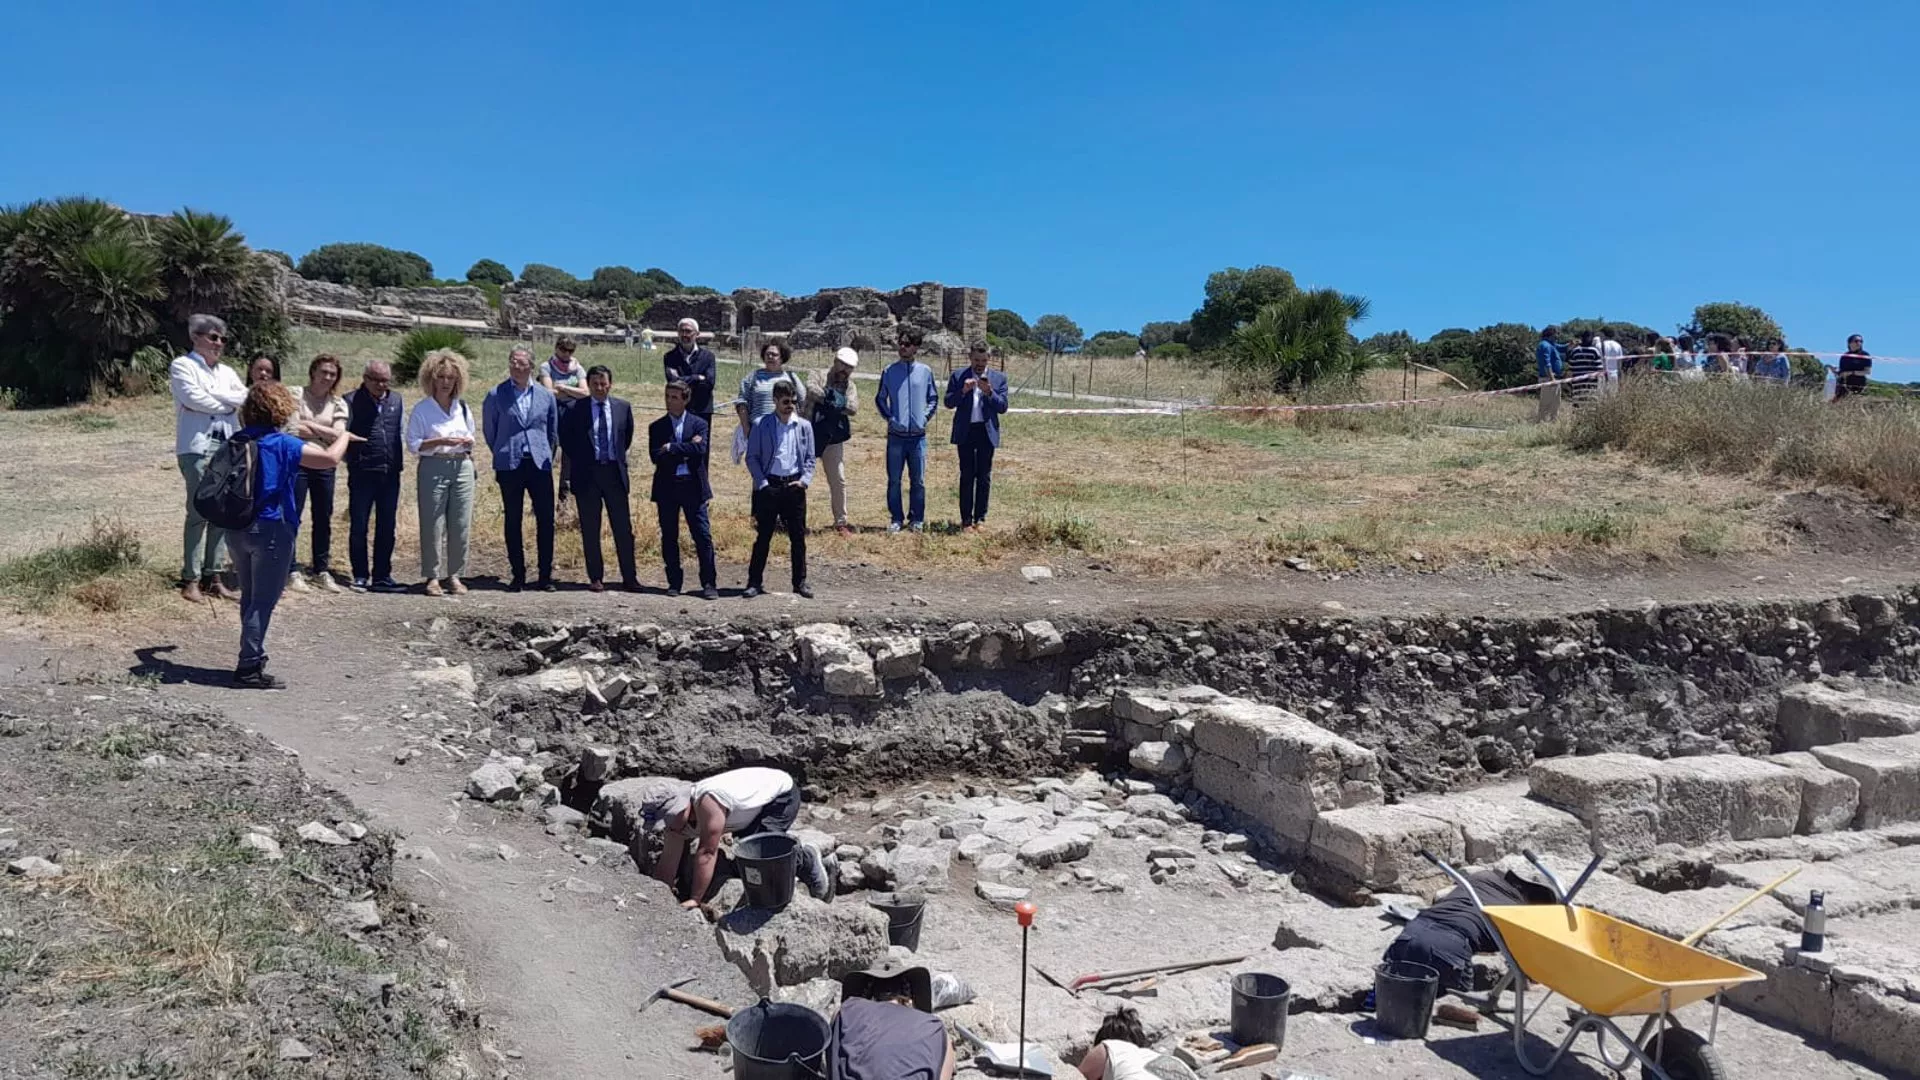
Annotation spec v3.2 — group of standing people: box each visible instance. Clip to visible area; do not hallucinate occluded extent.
[1534,326,1874,414]
[168,312,1013,687]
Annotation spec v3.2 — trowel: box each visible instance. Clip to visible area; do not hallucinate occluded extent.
[954,1024,1054,1077]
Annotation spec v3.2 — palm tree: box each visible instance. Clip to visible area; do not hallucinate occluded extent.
[50,235,162,351]
[153,209,252,326]
[1226,289,1373,392]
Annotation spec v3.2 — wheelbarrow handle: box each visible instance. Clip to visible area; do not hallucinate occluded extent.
[1418,849,1486,912]
[1521,850,1569,904]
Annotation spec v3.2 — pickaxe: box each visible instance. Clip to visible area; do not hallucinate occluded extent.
[638,976,735,1019]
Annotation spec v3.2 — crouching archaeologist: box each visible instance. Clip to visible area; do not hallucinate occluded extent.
[636,766,832,908]
[832,960,958,1080]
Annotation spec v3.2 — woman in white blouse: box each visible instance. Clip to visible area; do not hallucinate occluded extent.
[406,349,476,596]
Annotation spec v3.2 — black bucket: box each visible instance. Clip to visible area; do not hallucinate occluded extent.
[867,893,927,952]
[735,833,799,911]
[1229,972,1291,1050]
[726,998,829,1080]
[1374,960,1440,1040]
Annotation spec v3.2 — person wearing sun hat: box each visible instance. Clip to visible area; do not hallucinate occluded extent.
[833,959,956,1080]
[809,346,860,534]
[638,767,831,908]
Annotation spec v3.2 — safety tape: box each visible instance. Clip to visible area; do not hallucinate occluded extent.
[1007,373,1600,416]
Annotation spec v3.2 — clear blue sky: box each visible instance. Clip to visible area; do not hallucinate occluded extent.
[7,1,1916,361]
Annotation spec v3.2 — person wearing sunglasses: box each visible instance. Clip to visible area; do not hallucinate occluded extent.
[344,359,407,592]
[168,313,247,603]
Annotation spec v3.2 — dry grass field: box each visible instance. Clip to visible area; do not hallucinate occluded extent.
[0,328,1840,615]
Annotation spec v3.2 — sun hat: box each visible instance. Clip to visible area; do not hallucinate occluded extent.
[833,347,860,369]
[840,958,933,1013]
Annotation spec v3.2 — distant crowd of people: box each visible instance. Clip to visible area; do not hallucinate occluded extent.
[168,314,1010,687]
[1533,326,1874,413]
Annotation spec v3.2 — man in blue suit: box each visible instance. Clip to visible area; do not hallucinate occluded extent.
[560,365,638,592]
[649,381,718,600]
[944,341,1009,531]
[482,346,560,591]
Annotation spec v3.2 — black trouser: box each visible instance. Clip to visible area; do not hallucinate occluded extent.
[346,467,401,581]
[957,424,997,525]
[748,478,807,589]
[497,460,555,583]
[293,466,337,574]
[574,464,636,585]
[744,787,801,835]
[657,477,717,590]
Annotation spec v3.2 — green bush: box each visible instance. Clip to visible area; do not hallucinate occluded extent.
[1012,512,1100,551]
[297,242,433,288]
[0,514,146,608]
[518,263,582,293]
[1149,342,1191,359]
[465,259,513,286]
[392,326,471,385]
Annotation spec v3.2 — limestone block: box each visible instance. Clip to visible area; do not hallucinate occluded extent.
[1019,620,1065,659]
[1185,698,1381,813]
[1832,980,1920,1078]
[1402,782,1589,865]
[1811,733,1920,828]
[1191,752,1316,851]
[1779,683,1920,751]
[863,635,924,679]
[715,896,891,995]
[1767,752,1862,834]
[1712,858,1906,919]
[1016,830,1092,868]
[1128,741,1187,778]
[1529,753,1660,857]
[1111,686,1220,728]
[1307,804,1464,890]
[1655,756,1801,845]
[822,655,881,698]
[464,763,519,802]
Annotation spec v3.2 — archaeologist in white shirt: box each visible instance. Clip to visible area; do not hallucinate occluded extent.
[637,767,832,908]
[168,312,247,602]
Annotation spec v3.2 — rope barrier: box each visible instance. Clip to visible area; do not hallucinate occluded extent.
[1007,373,1599,416]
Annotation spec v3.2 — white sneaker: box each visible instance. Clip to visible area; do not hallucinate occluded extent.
[314,570,342,593]
[287,571,310,593]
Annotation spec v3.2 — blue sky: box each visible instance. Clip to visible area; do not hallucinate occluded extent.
[7,1,1916,361]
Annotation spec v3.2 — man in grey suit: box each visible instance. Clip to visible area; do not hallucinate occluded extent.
[482,346,560,591]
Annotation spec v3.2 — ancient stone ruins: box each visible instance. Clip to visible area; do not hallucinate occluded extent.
[274,266,988,354]
[410,589,1920,1077]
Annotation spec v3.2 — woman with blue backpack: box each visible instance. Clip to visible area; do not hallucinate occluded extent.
[225,381,360,688]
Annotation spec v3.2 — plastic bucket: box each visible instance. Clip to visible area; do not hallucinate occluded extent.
[1374,960,1439,1040]
[735,833,799,911]
[726,998,829,1080]
[1229,972,1291,1050]
[867,893,927,952]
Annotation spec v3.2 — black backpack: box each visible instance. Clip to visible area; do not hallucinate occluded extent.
[193,433,261,529]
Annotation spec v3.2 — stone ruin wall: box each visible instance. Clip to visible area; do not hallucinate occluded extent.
[282,273,988,351]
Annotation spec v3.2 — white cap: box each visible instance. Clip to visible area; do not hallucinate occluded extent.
[833,347,860,369]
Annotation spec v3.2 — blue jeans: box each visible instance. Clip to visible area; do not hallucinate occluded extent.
[230,518,296,671]
[885,434,927,526]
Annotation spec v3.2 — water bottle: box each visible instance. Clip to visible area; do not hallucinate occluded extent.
[1800,890,1827,953]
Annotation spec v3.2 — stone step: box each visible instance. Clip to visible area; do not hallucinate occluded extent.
[1809,733,1920,829]
[1778,682,1920,751]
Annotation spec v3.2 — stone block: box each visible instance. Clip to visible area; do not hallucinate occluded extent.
[1191,751,1317,851]
[715,896,891,995]
[1128,741,1186,778]
[1017,830,1092,868]
[576,745,616,785]
[863,635,924,679]
[1402,782,1589,865]
[1812,734,1920,828]
[1019,620,1065,659]
[1768,752,1862,834]
[1832,980,1920,1077]
[1111,686,1220,728]
[1307,804,1464,890]
[464,763,519,802]
[1712,858,1906,919]
[1655,756,1802,844]
[1779,682,1920,751]
[1528,754,1660,857]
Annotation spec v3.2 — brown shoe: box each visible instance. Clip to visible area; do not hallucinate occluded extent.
[180,582,205,603]
[447,577,467,595]
[587,581,605,593]
[423,580,444,597]
[204,579,240,601]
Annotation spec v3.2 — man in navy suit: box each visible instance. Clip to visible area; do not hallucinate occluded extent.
[650,381,718,600]
[482,346,560,591]
[943,341,1009,531]
[560,365,639,592]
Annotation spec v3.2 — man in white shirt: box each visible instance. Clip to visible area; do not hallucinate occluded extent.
[744,382,816,599]
[168,313,247,602]
[1599,327,1625,387]
[636,767,832,908]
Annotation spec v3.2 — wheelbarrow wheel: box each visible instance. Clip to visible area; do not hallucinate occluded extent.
[1640,1027,1728,1080]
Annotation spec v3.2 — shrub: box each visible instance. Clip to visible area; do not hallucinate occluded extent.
[518,263,582,294]
[1149,342,1191,359]
[1012,512,1100,551]
[0,515,146,607]
[297,242,433,288]
[1224,289,1373,392]
[392,326,471,385]
[465,258,513,286]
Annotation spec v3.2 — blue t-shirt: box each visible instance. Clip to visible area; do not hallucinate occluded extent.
[241,426,306,525]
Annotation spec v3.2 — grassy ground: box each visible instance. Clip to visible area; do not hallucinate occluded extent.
[0,329,1845,613]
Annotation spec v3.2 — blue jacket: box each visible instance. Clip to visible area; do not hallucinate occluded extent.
[875,360,938,437]
[944,367,1009,446]
[746,413,816,490]
[345,387,405,474]
[1536,340,1564,379]
[482,379,559,473]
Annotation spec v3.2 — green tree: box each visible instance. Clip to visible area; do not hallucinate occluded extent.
[151,209,253,327]
[518,262,582,293]
[1681,302,1787,347]
[1189,265,1298,350]
[987,308,1032,341]
[582,265,646,299]
[639,267,682,293]
[0,198,164,402]
[1414,323,1538,389]
[1139,320,1190,349]
[1084,330,1142,357]
[1556,317,1660,350]
[1149,342,1191,359]
[297,242,433,288]
[466,258,513,285]
[683,285,721,296]
[1032,314,1083,353]
[1360,329,1416,356]
[1224,289,1372,392]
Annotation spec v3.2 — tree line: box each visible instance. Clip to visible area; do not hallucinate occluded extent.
[293,242,713,306]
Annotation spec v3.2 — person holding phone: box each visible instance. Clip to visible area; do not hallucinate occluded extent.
[943,341,1008,531]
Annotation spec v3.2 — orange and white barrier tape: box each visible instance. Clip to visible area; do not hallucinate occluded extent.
[1007,372,1600,417]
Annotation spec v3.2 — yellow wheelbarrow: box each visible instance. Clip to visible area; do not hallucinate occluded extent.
[1420,850,1766,1080]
